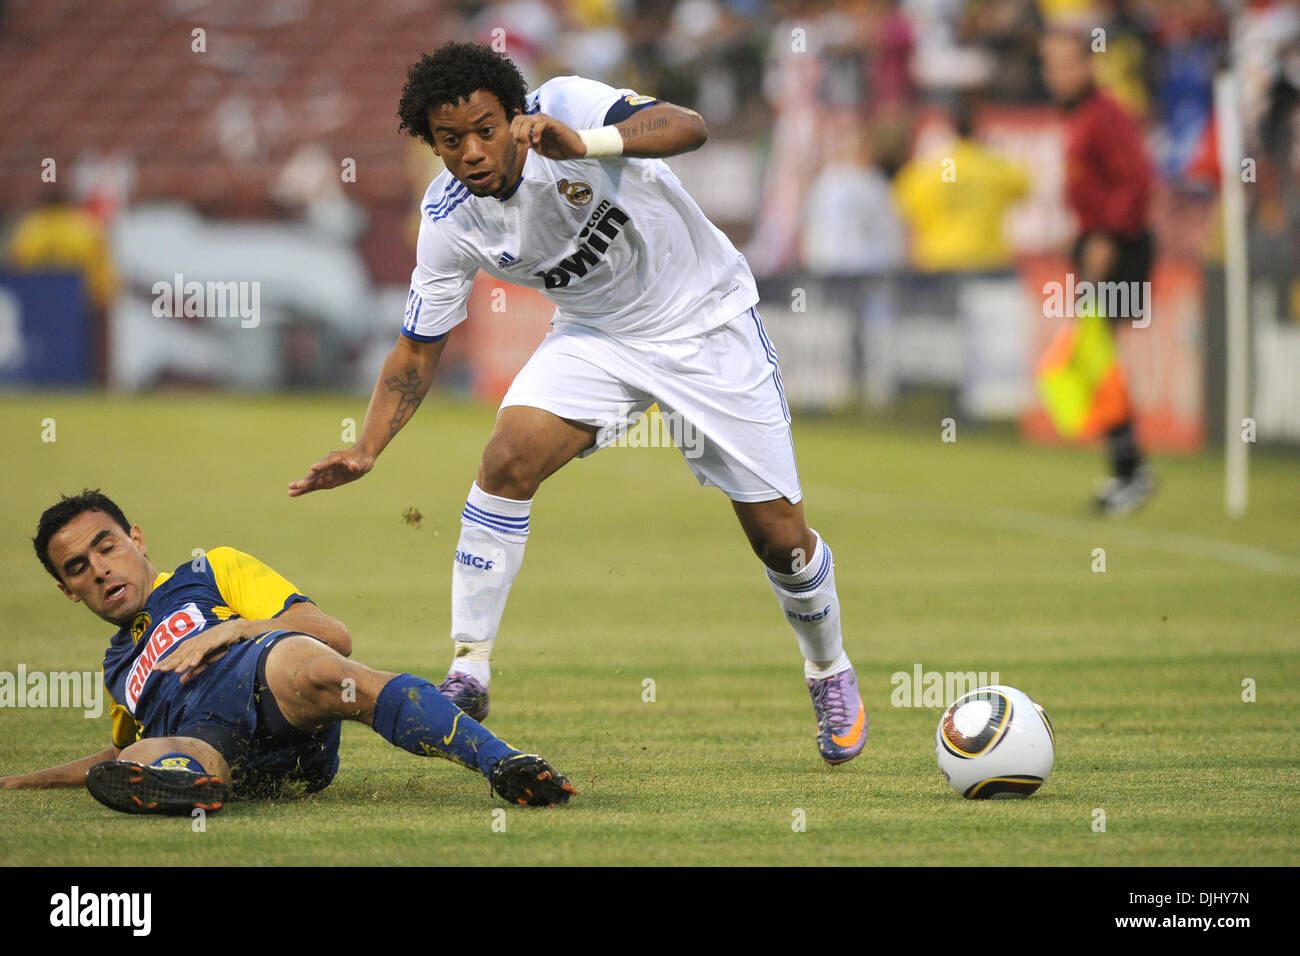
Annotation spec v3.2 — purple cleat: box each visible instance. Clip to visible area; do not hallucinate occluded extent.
[438,671,490,722]
[807,666,868,765]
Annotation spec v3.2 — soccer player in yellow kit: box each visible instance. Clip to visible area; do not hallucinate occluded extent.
[0,490,575,813]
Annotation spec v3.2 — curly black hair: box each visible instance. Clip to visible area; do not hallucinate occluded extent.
[33,489,130,582]
[397,42,529,148]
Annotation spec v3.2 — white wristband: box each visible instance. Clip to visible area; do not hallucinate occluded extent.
[578,126,624,158]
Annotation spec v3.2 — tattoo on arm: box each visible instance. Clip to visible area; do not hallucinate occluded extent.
[384,369,424,435]
[619,114,670,145]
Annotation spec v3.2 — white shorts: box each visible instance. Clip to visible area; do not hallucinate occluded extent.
[500,306,802,503]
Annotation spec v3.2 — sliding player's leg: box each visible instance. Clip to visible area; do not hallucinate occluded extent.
[85,735,232,815]
[263,634,575,805]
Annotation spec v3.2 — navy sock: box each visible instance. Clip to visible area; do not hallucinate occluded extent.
[149,752,207,774]
[372,674,515,774]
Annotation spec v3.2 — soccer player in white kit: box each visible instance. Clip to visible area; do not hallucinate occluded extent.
[290,42,867,765]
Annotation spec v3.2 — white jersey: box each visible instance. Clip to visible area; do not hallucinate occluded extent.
[401,75,758,343]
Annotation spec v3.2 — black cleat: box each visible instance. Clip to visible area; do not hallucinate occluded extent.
[86,760,229,816]
[489,753,576,807]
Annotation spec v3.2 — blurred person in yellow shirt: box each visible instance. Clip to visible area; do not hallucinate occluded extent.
[7,190,118,311]
[892,101,1030,272]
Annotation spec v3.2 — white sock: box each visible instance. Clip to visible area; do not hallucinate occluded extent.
[450,640,492,685]
[765,531,850,679]
[805,650,851,682]
[448,482,530,686]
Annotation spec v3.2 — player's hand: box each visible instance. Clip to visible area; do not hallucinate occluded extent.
[288,448,375,497]
[154,619,249,685]
[511,112,587,160]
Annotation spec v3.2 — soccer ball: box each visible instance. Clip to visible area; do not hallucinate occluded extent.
[935,685,1055,799]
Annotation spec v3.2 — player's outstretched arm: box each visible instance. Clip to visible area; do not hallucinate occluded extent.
[0,746,121,788]
[511,103,707,161]
[289,333,449,497]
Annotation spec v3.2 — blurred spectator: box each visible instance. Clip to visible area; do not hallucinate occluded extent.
[1090,0,1155,118]
[961,0,1046,102]
[467,0,562,86]
[800,118,905,275]
[863,0,916,112]
[1147,0,1226,188]
[906,0,998,95]
[6,188,117,311]
[860,0,918,175]
[272,142,367,243]
[746,0,827,275]
[557,0,632,82]
[1034,0,1094,21]
[748,0,914,275]
[1240,2,1300,277]
[891,98,1030,271]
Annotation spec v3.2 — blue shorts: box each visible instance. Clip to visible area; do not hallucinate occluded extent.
[167,630,341,799]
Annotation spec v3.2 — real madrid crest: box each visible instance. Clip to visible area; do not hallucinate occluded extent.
[556,178,593,207]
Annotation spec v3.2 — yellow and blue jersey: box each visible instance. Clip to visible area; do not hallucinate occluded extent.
[102,547,310,746]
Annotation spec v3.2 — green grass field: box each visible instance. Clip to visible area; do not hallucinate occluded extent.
[1,393,1297,865]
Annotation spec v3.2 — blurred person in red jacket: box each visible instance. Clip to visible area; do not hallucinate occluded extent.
[1042,27,1156,515]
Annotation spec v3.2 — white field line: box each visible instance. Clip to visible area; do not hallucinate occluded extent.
[598,454,1300,575]
[805,484,1300,576]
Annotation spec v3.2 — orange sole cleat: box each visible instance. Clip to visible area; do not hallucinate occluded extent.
[86,760,229,816]
[489,754,577,807]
